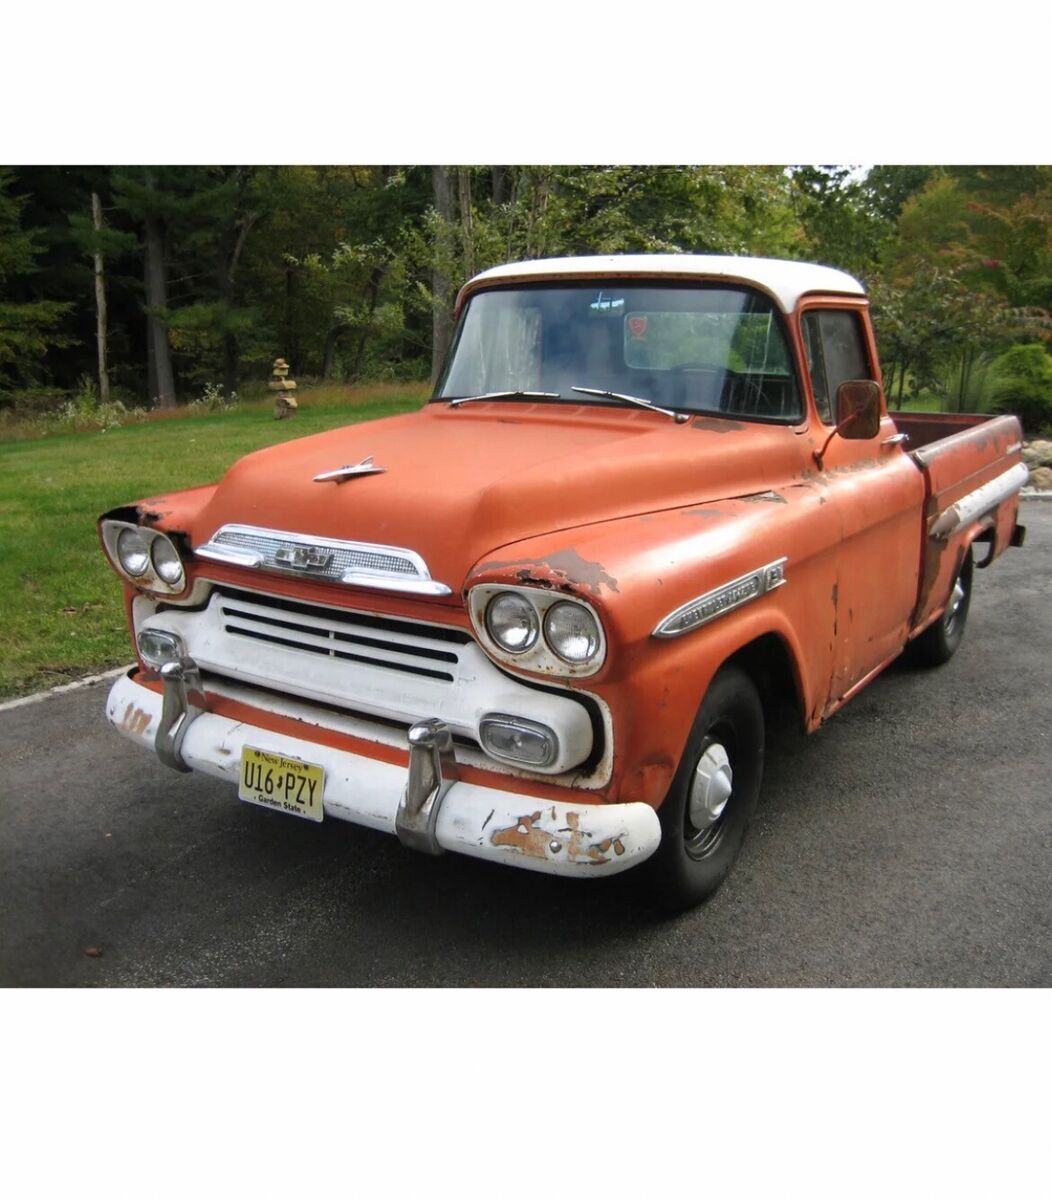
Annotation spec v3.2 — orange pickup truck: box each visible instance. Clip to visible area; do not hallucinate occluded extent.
[100,255,1028,908]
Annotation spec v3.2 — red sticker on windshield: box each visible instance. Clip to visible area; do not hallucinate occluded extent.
[628,316,648,339]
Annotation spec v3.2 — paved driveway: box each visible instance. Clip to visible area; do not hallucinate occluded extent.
[2,506,1049,987]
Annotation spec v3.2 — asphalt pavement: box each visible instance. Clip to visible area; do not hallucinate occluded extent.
[2,506,1049,987]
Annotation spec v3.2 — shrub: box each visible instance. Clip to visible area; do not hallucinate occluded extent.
[187,381,239,413]
[992,344,1052,435]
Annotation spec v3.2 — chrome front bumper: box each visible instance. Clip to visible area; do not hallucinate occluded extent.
[105,668,660,878]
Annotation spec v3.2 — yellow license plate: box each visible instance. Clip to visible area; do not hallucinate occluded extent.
[238,746,325,823]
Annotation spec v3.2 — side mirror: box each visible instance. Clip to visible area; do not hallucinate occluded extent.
[813,379,883,469]
[834,379,882,440]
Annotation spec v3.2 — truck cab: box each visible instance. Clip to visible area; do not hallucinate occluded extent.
[100,255,1027,908]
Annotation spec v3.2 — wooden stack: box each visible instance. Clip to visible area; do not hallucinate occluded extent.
[269,358,298,419]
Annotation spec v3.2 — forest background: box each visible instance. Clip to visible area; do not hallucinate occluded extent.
[1,164,1050,436]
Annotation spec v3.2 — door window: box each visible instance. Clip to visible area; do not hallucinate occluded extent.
[802,310,873,424]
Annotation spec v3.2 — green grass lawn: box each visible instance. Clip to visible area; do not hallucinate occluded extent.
[0,383,425,699]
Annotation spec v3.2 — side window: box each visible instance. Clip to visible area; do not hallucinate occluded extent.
[802,310,873,425]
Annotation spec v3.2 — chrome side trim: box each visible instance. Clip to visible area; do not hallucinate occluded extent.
[194,523,452,596]
[652,558,788,639]
[929,462,1030,541]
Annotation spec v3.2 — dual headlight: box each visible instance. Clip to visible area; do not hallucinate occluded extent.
[470,585,606,676]
[100,520,186,594]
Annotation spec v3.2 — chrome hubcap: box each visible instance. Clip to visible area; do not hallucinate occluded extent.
[689,742,733,831]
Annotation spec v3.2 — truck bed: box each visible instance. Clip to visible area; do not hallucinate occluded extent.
[890,410,1026,632]
[888,409,994,450]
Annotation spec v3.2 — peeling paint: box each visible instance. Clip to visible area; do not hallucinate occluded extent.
[490,810,624,865]
[474,548,619,596]
[119,702,151,737]
[737,490,788,504]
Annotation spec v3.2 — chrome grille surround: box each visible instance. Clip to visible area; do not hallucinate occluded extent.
[195,523,451,596]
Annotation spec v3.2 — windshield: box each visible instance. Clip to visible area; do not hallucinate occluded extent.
[434,281,802,422]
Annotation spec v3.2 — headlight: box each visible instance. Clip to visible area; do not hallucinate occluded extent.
[485,592,539,653]
[116,528,150,577]
[543,601,601,664]
[150,535,185,587]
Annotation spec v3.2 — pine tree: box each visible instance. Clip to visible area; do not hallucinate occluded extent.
[0,169,71,389]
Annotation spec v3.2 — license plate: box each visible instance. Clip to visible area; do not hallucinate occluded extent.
[238,746,325,822]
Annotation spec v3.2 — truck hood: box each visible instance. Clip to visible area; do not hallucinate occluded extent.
[193,401,800,595]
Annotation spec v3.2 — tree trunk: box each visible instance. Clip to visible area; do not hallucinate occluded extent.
[458,168,474,279]
[321,325,346,380]
[492,166,509,207]
[91,192,110,404]
[349,265,386,381]
[217,178,257,398]
[142,171,176,408]
[430,166,455,387]
[143,216,176,408]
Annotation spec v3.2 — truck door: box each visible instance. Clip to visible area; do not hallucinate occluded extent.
[800,304,926,707]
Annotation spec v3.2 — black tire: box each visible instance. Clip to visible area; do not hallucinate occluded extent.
[907,548,974,668]
[648,665,765,912]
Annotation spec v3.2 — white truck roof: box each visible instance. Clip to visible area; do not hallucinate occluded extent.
[458,254,866,314]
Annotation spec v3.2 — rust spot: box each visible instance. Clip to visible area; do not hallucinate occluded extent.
[474,548,619,596]
[490,809,622,864]
[119,702,151,737]
[621,753,675,805]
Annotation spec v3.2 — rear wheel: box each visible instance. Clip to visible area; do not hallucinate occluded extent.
[649,665,764,912]
[908,548,973,668]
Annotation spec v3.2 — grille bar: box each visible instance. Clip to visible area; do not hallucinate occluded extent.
[213,588,467,685]
[226,624,456,682]
[216,587,471,645]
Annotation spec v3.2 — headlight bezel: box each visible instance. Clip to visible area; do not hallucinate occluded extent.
[468,583,607,678]
[100,519,188,596]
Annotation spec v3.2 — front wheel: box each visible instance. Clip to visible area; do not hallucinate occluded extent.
[907,547,973,668]
[648,665,765,912]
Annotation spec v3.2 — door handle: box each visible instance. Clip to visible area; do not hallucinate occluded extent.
[883,432,910,445]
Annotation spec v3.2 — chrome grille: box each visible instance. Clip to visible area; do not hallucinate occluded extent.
[209,527,418,581]
[214,587,469,683]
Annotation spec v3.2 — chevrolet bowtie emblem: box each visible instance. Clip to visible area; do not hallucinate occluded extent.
[313,456,386,484]
[274,546,334,571]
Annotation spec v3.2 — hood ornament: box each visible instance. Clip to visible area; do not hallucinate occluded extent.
[313,456,386,484]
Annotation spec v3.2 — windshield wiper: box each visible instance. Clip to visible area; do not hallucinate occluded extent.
[447,390,560,408]
[571,386,689,423]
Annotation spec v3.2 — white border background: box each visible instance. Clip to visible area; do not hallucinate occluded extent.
[2,3,1047,1195]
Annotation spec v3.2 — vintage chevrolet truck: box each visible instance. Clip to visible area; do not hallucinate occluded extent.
[100,255,1028,908]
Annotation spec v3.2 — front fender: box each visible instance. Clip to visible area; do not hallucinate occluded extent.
[465,485,839,806]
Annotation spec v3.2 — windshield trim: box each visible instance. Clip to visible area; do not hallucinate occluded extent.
[430,278,808,428]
